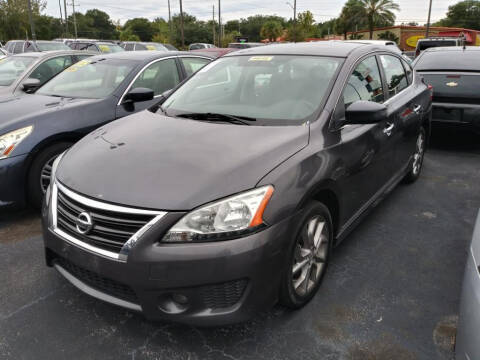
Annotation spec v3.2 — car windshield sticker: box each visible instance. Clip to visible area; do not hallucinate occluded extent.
[146,45,156,50]
[66,59,91,72]
[99,45,111,52]
[248,56,273,62]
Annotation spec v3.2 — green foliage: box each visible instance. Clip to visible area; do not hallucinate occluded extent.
[222,30,241,47]
[123,18,154,41]
[335,0,367,37]
[260,20,283,42]
[237,15,286,42]
[0,0,45,40]
[377,30,399,43]
[119,29,140,41]
[349,33,364,39]
[434,0,480,30]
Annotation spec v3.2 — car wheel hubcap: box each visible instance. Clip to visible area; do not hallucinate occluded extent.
[292,215,329,296]
[412,132,425,175]
[40,156,57,194]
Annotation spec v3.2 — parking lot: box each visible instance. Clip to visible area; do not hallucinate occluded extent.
[1,126,479,360]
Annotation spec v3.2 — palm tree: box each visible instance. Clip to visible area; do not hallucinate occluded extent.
[360,0,400,39]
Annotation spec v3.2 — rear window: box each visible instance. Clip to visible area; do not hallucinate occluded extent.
[414,50,480,71]
[418,40,456,51]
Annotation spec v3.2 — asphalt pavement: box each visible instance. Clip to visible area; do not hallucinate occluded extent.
[1,125,479,360]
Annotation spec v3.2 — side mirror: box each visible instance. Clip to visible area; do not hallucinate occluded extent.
[22,78,41,93]
[124,87,154,103]
[345,101,387,124]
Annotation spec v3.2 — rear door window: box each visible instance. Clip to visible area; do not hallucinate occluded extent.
[13,42,24,54]
[180,57,211,77]
[125,43,134,51]
[344,56,384,107]
[30,55,74,85]
[130,58,180,96]
[380,55,408,97]
[135,44,147,50]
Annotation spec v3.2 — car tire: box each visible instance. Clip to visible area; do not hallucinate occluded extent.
[27,142,72,209]
[403,127,426,184]
[279,201,333,309]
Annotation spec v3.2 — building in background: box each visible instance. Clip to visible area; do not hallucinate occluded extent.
[347,26,480,51]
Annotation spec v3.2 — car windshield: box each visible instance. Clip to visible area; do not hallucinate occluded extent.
[98,43,125,53]
[36,42,71,51]
[162,55,342,125]
[36,58,137,98]
[0,56,36,86]
[415,50,480,71]
[145,43,168,51]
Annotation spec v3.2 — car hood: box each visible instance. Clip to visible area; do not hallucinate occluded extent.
[0,94,102,132]
[57,111,309,210]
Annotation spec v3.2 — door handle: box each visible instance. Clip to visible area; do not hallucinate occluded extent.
[413,104,422,114]
[383,122,395,136]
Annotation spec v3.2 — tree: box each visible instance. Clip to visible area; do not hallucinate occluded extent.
[238,15,286,42]
[360,0,400,39]
[260,20,283,42]
[119,28,140,41]
[84,9,117,39]
[0,0,46,40]
[297,10,316,37]
[377,30,399,43]
[123,18,154,41]
[434,1,480,30]
[335,0,367,38]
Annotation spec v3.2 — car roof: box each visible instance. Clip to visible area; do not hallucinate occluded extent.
[9,50,94,58]
[423,46,479,53]
[224,41,375,58]
[86,50,214,62]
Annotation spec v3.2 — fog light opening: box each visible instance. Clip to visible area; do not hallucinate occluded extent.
[158,293,189,314]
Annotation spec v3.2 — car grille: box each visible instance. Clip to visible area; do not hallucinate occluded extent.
[56,188,156,253]
[54,256,138,303]
[200,279,248,309]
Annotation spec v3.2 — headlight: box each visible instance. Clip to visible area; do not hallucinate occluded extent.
[0,126,33,159]
[163,185,274,243]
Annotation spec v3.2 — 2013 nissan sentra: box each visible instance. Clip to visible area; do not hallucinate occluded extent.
[42,42,432,326]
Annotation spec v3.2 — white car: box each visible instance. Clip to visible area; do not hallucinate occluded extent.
[345,40,412,63]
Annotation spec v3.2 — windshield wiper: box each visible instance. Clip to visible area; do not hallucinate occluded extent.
[176,112,256,125]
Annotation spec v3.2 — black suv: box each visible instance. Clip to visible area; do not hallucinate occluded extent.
[43,42,432,325]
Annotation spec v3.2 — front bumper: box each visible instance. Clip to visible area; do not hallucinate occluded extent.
[42,209,296,326]
[0,154,28,210]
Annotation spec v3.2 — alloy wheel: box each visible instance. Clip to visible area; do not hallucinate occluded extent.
[292,215,329,296]
[40,156,57,194]
[412,131,425,176]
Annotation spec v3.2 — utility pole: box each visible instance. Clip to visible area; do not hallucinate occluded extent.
[293,0,297,42]
[167,0,172,42]
[212,5,215,46]
[26,0,37,41]
[218,0,221,47]
[71,0,78,39]
[179,0,185,48]
[64,0,69,35]
[58,0,64,35]
[425,0,432,38]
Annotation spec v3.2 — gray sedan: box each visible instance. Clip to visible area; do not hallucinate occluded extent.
[456,210,480,360]
[0,50,95,97]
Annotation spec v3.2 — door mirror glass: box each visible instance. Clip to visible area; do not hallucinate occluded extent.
[345,100,387,124]
[124,87,154,103]
[22,78,41,93]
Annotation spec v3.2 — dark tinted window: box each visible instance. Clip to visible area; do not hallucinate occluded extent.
[24,41,36,52]
[418,40,456,51]
[30,56,73,85]
[131,58,180,96]
[380,55,408,97]
[344,56,384,106]
[135,44,147,50]
[77,43,89,51]
[189,44,204,50]
[414,50,480,71]
[125,43,134,51]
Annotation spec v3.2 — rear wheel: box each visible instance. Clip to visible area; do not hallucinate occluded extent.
[403,127,426,184]
[279,201,333,308]
[27,142,72,209]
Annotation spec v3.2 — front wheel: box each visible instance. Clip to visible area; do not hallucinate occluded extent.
[403,127,426,184]
[27,142,72,209]
[279,201,333,308]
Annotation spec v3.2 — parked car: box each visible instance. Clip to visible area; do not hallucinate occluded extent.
[190,47,237,58]
[456,210,480,360]
[5,40,71,54]
[413,46,480,134]
[42,42,432,325]
[228,42,266,49]
[346,40,412,63]
[53,38,97,46]
[188,43,216,50]
[69,41,125,53]
[0,51,212,209]
[0,50,94,97]
[121,42,168,51]
[415,37,463,57]
[163,43,178,51]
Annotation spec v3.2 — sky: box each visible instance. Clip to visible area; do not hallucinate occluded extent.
[44,0,453,26]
